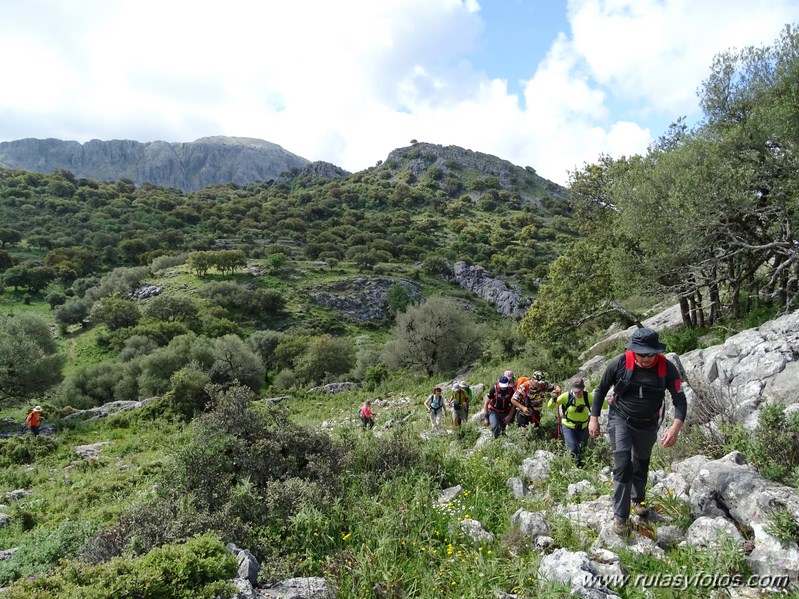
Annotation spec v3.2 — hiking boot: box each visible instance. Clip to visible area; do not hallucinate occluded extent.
[633,502,649,518]
[612,517,628,535]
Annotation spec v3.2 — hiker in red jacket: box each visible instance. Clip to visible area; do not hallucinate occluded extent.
[589,328,687,535]
[482,375,516,438]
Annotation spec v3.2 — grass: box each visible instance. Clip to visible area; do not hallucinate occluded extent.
[0,380,774,598]
[1,265,784,598]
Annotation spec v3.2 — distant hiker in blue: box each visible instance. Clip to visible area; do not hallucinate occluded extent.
[425,387,445,430]
[589,327,687,535]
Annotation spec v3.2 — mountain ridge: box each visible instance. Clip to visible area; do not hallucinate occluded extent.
[0,136,567,197]
[0,136,312,192]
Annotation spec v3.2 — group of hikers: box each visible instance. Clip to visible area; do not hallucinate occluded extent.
[358,327,687,535]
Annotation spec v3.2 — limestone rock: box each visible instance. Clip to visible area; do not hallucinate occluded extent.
[0,136,316,192]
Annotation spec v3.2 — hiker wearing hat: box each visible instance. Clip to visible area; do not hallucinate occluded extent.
[548,378,601,466]
[25,405,43,436]
[482,375,516,438]
[449,382,471,428]
[425,387,445,430]
[513,373,561,431]
[588,327,687,535]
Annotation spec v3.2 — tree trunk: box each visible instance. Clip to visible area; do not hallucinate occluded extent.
[709,283,721,324]
[695,288,706,328]
[679,296,692,327]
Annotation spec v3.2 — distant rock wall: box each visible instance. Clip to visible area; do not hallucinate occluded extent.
[309,278,421,322]
[448,261,528,317]
[0,136,312,191]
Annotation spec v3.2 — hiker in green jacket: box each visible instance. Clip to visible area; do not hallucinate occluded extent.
[548,378,603,466]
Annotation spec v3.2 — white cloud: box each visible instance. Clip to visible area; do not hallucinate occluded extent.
[1,0,798,186]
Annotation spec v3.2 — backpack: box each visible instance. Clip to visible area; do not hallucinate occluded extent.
[561,390,588,420]
[489,382,514,412]
[429,394,443,411]
[610,351,668,421]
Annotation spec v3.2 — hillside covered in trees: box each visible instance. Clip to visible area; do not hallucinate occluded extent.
[0,24,797,599]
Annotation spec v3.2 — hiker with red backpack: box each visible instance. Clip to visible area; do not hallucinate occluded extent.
[512,371,560,431]
[482,375,516,438]
[548,378,602,466]
[588,327,687,535]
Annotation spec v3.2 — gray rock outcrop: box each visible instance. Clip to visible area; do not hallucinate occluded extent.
[538,548,622,598]
[679,310,799,427]
[260,577,336,598]
[448,261,528,317]
[519,450,556,483]
[309,278,421,322]
[686,451,799,584]
[0,136,313,192]
[62,398,159,422]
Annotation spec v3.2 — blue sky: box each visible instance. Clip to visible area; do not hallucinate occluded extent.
[1,0,798,185]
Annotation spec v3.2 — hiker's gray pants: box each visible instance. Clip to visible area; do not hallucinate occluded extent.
[607,409,658,519]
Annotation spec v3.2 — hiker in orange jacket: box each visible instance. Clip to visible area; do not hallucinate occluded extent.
[25,405,43,436]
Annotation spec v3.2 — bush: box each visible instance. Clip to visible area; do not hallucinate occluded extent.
[382,298,484,375]
[90,297,141,330]
[749,403,799,484]
[142,295,200,328]
[661,326,705,354]
[201,316,243,338]
[57,361,138,409]
[199,281,284,318]
[272,368,298,391]
[150,253,186,271]
[247,330,284,369]
[164,365,212,419]
[0,518,97,586]
[1,533,236,598]
[123,384,344,557]
[293,334,355,385]
[0,434,59,467]
[0,313,65,398]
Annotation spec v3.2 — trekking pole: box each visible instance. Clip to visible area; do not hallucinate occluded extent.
[556,408,561,440]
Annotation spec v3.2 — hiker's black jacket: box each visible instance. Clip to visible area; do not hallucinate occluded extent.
[591,353,688,422]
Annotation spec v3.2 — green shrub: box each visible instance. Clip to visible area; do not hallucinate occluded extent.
[272,368,298,390]
[164,365,212,419]
[293,334,355,385]
[749,403,799,484]
[0,434,59,466]
[661,326,705,354]
[765,507,799,544]
[123,384,344,557]
[0,518,98,585]
[1,533,236,598]
[382,298,484,376]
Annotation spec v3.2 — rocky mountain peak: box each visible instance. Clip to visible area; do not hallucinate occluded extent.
[0,136,311,192]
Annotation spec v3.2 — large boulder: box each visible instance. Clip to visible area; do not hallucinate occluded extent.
[679,311,799,427]
[687,452,799,585]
